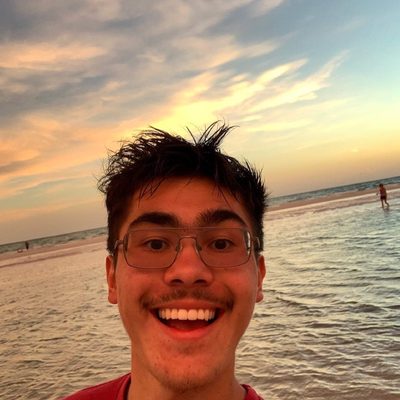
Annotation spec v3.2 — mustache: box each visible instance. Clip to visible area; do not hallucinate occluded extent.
[141,288,233,311]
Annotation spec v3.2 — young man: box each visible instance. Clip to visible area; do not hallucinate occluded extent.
[62,122,268,400]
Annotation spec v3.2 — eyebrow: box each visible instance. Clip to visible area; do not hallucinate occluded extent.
[127,209,247,230]
[128,212,180,229]
[196,209,247,227]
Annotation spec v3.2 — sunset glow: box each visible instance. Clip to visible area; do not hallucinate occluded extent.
[1,0,399,243]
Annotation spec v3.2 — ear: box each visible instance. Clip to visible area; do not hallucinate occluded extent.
[255,255,266,303]
[106,255,118,304]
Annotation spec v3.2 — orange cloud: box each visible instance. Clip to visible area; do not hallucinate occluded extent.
[0,42,105,70]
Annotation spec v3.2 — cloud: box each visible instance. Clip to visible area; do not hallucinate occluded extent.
[0,158,40,175]
[248,0,285,16]
[0,42,105,70]
[0,0,284,128]
[4,0,372,242]
[0,113,113,200]
[248,53,347,113]
[146,53,345,136]
[0,46,344,200]
[334,16,366,34]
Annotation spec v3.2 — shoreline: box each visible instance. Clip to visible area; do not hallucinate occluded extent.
[1,183,399,265]
[268,183,400,212]
[0,235,107,268]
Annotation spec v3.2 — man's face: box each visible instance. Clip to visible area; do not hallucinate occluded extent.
[106,178,265,392]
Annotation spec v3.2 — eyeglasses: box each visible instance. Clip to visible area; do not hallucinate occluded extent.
[113,227,260,269]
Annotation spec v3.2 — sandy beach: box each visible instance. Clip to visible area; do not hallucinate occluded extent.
[0,235,107,269]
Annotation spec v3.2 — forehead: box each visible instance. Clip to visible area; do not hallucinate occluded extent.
[119,178,252,234]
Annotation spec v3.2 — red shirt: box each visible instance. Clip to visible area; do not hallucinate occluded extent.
[60,374,264,399]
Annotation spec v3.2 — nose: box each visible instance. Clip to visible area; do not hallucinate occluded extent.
[163,237,213,287]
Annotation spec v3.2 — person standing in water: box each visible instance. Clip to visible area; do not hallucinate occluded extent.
[377,183,389,209]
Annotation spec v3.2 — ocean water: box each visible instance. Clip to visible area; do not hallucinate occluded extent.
[0,181,399,399]
[240,186,400,399]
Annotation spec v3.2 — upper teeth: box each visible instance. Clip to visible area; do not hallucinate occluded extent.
[158,308,216,321]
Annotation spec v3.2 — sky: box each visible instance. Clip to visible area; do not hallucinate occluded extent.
[1,0,400,244]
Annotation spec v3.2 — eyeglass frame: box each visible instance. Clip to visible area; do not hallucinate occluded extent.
[113,226,261,269]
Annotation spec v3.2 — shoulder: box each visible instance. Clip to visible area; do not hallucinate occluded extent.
[60,374,130,400]
[242,384,265,400]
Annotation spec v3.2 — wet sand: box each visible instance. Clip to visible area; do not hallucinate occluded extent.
[268,183,400,212]
[0,235,107,269]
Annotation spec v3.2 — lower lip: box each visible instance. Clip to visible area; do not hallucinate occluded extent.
[154,313,222,340]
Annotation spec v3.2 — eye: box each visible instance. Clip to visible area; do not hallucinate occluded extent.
[144,239,169,251]
[211,238,233,251]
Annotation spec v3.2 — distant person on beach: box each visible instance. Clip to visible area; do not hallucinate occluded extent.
[377,183,389,208]
[24,241,29,250]
[61,122,267,400]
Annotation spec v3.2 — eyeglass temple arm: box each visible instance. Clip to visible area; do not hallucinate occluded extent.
[112,239,124,265]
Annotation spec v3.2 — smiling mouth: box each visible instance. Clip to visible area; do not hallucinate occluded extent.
[156,308,219,330]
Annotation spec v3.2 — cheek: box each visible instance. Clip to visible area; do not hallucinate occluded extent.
[114,272,153,324]
[229,270,260,308]
[230,276,259,336]
[116,287,142,341]
[113,272,138,322]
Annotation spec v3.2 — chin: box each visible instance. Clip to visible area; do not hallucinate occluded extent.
[154,366,221,394]
[147,350,231,393]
